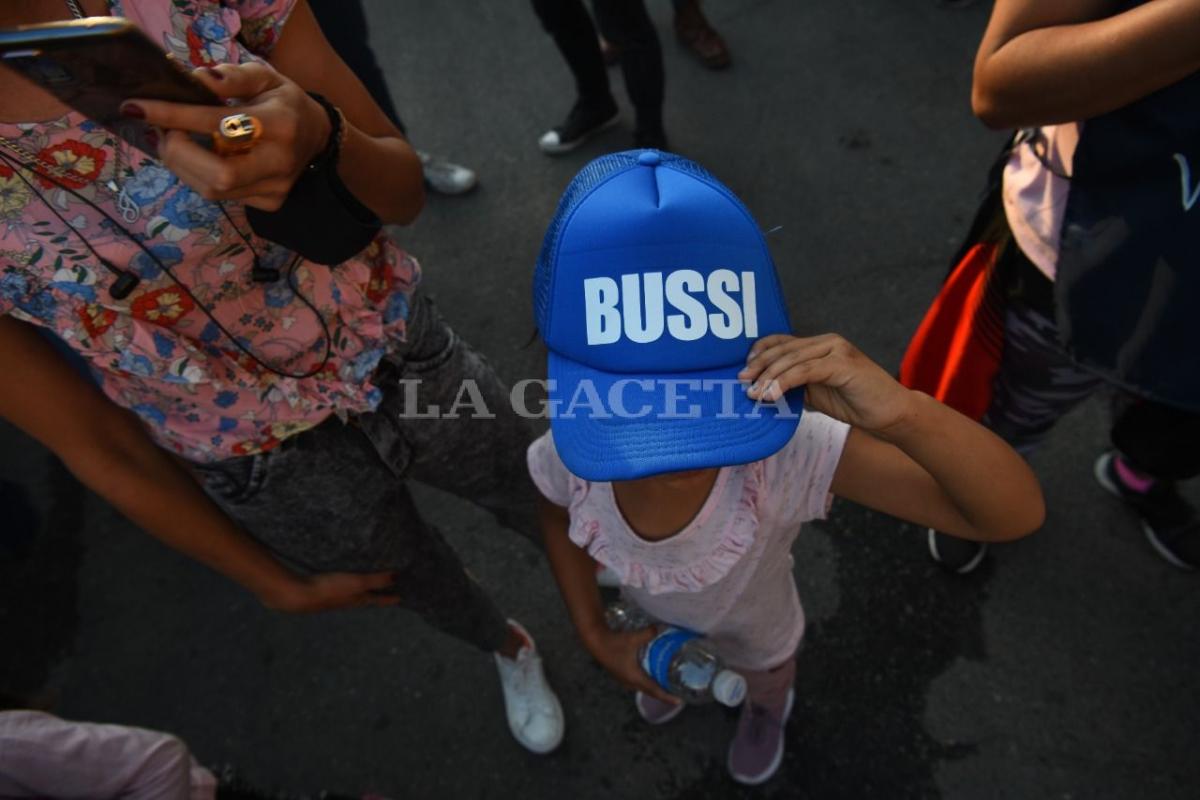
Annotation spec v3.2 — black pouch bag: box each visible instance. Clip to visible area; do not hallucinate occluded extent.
[245,159,381,266]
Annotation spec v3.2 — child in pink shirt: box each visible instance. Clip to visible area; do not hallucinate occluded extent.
[528,149,1044,785]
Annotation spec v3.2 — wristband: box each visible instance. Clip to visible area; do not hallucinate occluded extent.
[245,93,379,266]
[305,92,345,172]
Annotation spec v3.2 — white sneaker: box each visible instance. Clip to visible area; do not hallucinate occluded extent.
[417,150,478,195]
[537,99,620,155]
[493,620,565,754]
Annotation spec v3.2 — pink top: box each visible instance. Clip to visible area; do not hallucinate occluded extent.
[0,0,420,462]
[0,710,216,800]
[1001,123,1082,281]
[528,411,849,671]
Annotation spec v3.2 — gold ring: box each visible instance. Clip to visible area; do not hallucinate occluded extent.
[213,113,262,156]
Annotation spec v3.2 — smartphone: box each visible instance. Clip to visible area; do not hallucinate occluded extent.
[0,17,220,155]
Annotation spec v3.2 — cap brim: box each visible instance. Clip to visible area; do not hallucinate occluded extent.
[548,351,803,481]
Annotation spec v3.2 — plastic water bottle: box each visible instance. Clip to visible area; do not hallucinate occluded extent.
[639,628,747,706]
[605,601,746,706]
[604,599,655,631]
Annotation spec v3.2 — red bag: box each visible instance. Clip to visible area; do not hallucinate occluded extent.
[899,242,1005,421]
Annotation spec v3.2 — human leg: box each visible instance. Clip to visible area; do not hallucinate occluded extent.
[193,416,564,752]
[1110,398,1200,482]
[530,0,621,153]
[532,0,613,106]
[979,302,1106,459]
[591,0,667,148]
[362,293,567,745]
[193,416,511,652]
[1095,398,1200,568]
[930,254,1104,573]
[671,0,731,69]
[364,294,542,548]
[308,0,405,131]
[310,0,477,195]
[727,656,796,786]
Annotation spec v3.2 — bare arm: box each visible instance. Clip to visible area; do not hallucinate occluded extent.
[541,497,607,641]
[831,396,1044,542]
[973,0,1200,128]
[0,316,400,612]
[539,496,677,703]
[266,0,425,222]
[130,1,424,224]
[741,334,1045,542]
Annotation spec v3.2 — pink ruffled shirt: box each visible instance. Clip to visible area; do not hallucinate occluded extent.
[528,411,849,671]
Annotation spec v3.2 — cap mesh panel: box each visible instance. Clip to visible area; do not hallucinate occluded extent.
[534,152,639,332]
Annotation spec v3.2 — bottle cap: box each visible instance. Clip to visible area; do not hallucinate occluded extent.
[712,670,747,707]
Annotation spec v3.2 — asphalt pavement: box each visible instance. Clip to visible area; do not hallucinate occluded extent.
[2,1,1198,798]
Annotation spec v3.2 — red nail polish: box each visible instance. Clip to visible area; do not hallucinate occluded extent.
[120,103,145,120]
[144,129,159,153]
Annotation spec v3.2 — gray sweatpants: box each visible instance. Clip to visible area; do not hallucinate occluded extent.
[192,293,539,653]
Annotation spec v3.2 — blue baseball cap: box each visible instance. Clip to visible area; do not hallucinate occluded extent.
[534,150,802,481]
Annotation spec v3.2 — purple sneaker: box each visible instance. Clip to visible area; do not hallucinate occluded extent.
[727,688,795,785]
[635,691,685,725]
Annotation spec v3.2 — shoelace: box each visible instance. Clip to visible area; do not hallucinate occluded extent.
[513,650,557,717]
[498,648,536,723]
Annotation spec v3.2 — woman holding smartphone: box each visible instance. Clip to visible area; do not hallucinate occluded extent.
[0,0,564,755]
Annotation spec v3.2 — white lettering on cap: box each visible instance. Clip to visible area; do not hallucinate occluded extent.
[707,269,742,339]
[583,269,760,345]
[583,277,620,345]
[621,272,665,344]
[665,270,706,341]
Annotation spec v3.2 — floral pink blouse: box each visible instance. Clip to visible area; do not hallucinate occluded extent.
[0,0,420,462]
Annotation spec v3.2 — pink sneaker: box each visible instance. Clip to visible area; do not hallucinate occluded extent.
[634,691,685,725]
[728,658,797,785]
[727,688,794,785]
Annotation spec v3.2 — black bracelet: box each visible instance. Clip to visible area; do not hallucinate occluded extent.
[306,92,344,172]
[244,92,381,266]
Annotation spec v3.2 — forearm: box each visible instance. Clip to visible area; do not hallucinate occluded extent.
[0,317,300,606]
[540,499,608,647]
[62,410,298,605]
[974,0,1200,127]
[879,392,1045,541]
[265,0,424,225]
[336,122,425,225]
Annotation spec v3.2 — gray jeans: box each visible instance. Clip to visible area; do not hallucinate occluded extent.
[192,293,539,653]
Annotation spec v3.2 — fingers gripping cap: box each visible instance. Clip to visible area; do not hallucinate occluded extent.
[533,150,802,481]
